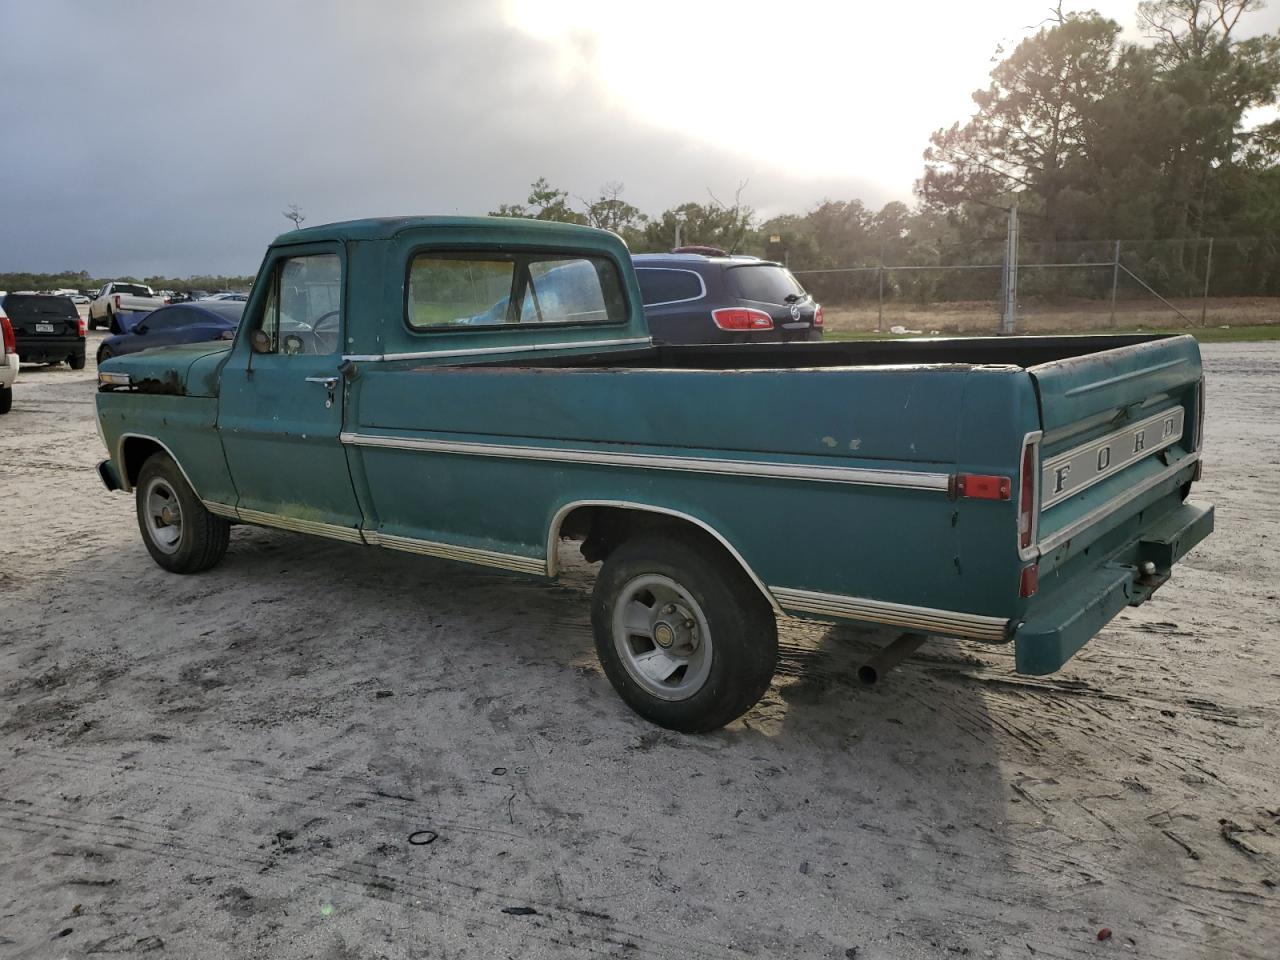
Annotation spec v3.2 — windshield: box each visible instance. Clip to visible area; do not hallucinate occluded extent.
[2,294,78,318]
[726,264,806,304]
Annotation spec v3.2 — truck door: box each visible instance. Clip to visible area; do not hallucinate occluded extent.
[217,245,364,536]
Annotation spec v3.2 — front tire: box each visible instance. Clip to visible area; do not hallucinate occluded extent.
[591,532,777,733]
[135,452,230,574]
[97,345,113,364]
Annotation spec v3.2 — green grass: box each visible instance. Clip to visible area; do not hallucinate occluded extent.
[823,324,1280,343]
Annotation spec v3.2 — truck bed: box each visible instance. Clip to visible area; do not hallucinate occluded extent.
[492,334,1175,371]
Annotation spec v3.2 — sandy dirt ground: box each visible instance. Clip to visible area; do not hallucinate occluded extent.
[0,336,1276,960]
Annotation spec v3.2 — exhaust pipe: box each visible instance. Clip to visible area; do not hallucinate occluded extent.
[858,632,927,686]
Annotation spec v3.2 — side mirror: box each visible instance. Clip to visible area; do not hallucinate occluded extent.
[133,324,146,335]
[250,329,273,354]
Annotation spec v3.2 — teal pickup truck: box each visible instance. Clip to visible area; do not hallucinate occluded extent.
[95,216,1213,732]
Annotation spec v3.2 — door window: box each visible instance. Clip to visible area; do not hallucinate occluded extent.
[255,253,341,355]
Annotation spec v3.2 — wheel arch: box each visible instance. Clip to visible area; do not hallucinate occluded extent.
[117,433,202,497]
[546,500,781,615]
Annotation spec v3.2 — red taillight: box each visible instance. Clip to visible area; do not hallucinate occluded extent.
[74,316,87,337]
[712,307,773,331]
[1,316,14,356]
[954,474,1011,500]
[113,294,122,310]
[1019,563,1039,597]
[813,304,824,327]
[1019,438,1038,551]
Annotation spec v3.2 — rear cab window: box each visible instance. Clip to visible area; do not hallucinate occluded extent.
[636,268,705,306]
[727,264,807,304]
[407,251,627,330]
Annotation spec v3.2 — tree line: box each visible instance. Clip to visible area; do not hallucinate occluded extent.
[0,270,256,296]
[492,0,1280,302]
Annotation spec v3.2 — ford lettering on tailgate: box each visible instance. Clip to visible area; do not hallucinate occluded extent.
[1042,407,1186,508]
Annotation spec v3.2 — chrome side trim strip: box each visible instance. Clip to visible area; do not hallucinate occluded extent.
[202,500,240,520]
[234,506,367,544]
[1037,451,1199,555]
[341,433,951,491]
[365,530,546,575]
[343,337,652,363]
[545,499,782,614]
[770,586,1010,641]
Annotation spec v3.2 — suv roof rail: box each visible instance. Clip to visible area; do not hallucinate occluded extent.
[671,244,728,257]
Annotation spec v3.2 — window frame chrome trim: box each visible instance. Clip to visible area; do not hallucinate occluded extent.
[342,336,652,363]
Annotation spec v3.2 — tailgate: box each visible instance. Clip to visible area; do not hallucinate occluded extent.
[1028,335,1203,563]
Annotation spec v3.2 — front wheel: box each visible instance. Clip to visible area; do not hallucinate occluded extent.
[97,345,113,364]
[591,532,777,733]
[135,451,230,574]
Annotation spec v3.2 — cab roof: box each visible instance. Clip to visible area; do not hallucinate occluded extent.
[274,215,623,247]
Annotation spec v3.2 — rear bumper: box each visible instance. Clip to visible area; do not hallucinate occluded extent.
[1014,500,1214,674]
[97,458,123,492]
[16,337,84,363]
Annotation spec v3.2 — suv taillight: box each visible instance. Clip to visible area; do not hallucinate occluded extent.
[813,304,824,327]
[74,316,87,337]
[712,307,773,331]
[1,315,13,356]
[1018,437,1038,552]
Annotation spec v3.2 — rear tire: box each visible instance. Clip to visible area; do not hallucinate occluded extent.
[135,452,230,574]
[68,354,85,370]
[0,385,11,415]
[98,345,113,364]
[591,532,777,733]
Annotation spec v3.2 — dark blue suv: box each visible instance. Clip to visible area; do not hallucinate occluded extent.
[632,250,823,344]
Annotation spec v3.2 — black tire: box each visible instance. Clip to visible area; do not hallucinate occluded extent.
[68,354,85,370]
[0,385,11,415]
[591,531,777,733]
[135,451,230,574]
[97,345,113,364]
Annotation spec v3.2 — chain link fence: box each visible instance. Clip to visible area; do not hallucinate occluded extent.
[791,236,1278,336]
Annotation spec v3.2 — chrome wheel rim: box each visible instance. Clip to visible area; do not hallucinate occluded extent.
[612,574,712,701]
[143,477,183,554]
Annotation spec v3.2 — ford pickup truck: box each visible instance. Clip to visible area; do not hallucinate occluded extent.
[93,216,1213,732]
[89,281,163,331]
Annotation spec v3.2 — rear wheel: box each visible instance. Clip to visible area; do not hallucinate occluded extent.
[97,345,113,364]
[0,385,11,415]
[591,532,777,732]
[68,354,85,370]
[135,452,230,574]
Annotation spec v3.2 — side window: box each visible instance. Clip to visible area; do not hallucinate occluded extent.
[253,253,341,355]
[407,251,627,330]
[636,268,704,306]
[142,308,185,331]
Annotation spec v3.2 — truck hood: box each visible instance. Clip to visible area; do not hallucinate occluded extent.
[99,342,231,398]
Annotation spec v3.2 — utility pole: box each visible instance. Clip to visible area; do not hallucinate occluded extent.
[1200,237,1214,326]
[1000,204,1019,335]
[1109,239,1121,327]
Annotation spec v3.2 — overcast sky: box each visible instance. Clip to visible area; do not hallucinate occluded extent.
[2,0,1277,277]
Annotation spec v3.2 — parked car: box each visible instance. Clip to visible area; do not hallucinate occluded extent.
[70,293,90,305]
[199,292,249,302]
[632,250,823,344]
[1,293,86,368]
[94,215,1212,733]
[88,282,164,330]
[96,300,242,364]
[0,307,17,413]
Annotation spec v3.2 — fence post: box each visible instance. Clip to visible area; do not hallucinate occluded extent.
[1200,237,1214,326]
[1000,204,1018,335]
[1109,239,1121,327]
[877,249,885,334]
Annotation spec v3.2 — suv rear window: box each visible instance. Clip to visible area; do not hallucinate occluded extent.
[2,294,78,319]
[636,268,704,306]
[727,264,806,304]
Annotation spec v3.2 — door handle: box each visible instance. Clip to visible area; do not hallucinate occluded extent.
[305,375,339,390]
